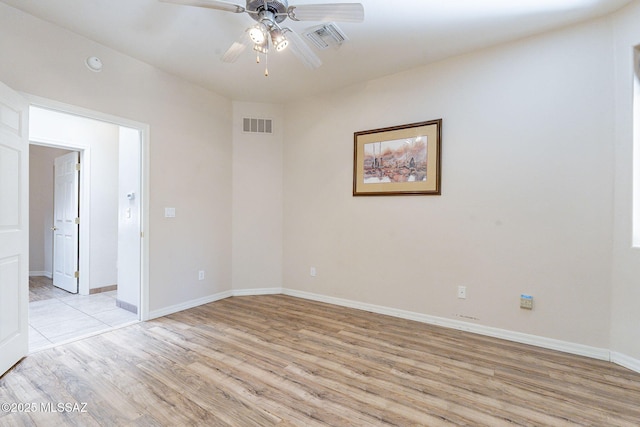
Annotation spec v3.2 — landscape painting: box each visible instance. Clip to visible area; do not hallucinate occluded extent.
[353,119,442,196]
[363,136,428,184]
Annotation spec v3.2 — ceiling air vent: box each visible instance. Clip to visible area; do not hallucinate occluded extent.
[303,22,348,50]
[243,117,273,134]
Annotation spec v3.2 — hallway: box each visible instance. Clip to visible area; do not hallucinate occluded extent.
[29,276,137,352]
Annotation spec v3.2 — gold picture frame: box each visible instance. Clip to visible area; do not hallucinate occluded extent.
[353,119,442,196]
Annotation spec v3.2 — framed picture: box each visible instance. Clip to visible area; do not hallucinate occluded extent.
[353,119,442,196]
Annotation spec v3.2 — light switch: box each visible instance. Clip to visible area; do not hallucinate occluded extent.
[164,207,176,218]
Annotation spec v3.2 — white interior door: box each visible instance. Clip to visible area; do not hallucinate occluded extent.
[52,151,79,293]
[0,81,29,376]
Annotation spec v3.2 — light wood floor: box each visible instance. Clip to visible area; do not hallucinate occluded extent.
[2,295,640,426]
[29,276,73,302]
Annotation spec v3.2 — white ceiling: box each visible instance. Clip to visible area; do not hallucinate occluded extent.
[1,0,632,103]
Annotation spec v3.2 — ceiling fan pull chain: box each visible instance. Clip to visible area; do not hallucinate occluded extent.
[263,35,270,76]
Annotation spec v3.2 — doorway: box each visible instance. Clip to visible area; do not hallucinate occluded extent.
[27,103,146,351]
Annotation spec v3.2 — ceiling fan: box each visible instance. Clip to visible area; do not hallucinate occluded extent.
[159,0,364,75]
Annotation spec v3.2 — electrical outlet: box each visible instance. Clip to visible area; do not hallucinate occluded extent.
[457,286,467,299]
[198,270,205,281]
[520,294,533,310]
[310,267,317,277]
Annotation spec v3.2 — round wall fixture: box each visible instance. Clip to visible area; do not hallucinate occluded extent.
[85,56,103,72]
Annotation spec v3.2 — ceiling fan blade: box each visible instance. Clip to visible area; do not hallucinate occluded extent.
[159,0,245,13]
[285,30,322,69]
[221,32,251,63]
[287,3,364,22]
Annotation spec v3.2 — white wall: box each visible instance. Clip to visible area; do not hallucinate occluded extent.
[283,17,616,349]
[610,0,640,366]
[28,145,73,277]
[29,107,120,291]
[0,3,232,312]
[117,127,141,310]
[232,102,283,291]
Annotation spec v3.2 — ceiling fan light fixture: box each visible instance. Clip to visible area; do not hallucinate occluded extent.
[271,29,289,51]
[249,24,268,44]
[253,41,269,54]
[275,37,289,52]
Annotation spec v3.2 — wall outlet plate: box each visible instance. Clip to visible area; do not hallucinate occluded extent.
[520,294,533,309]
[457,286,467,299]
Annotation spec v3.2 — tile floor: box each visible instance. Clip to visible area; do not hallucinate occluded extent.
[29,276,138,352]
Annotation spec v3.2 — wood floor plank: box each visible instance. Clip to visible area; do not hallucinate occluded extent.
[188,324,443,425]
[2,294,640,426]
[77,336,229,426]
[28,276,71,302]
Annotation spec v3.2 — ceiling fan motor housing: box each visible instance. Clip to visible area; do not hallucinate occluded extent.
[247,0,288,23]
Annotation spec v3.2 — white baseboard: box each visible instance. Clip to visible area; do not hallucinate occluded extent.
[232,287,282,297]
[148,290,233,319]
[29,271,52,278]
[281,288,611,362]
[611,351,640,373]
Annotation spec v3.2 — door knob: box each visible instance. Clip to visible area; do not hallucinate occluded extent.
[51,226,58,231]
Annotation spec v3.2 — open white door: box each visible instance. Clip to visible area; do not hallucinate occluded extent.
[0,81,29,376]
[52,151,79,293]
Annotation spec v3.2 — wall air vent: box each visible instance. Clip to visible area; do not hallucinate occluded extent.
[242,117,273,134]
[303,22,348,50]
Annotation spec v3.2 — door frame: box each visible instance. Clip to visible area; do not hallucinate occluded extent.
[27,94,150,321]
